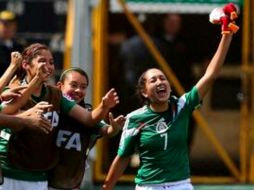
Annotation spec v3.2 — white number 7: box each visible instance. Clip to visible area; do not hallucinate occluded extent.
[160,133,168,150]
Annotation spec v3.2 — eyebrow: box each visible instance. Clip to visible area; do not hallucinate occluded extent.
[70,81,88,85]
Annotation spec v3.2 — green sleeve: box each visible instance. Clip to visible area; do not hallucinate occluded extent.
[0,104,2,112]
[184,86,201,111]
[60,96,76,114]
[117,117,139,157]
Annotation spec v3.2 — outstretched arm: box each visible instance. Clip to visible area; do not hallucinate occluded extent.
[102,155,130,190]
[91,88,120,122]
[196,33,233,100]
[68,88,120,127]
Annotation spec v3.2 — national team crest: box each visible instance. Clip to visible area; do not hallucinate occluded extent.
[156,120,169,134]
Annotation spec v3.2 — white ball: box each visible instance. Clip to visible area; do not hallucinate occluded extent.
[209,7,225,24]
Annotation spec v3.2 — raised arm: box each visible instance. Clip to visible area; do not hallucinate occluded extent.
[1,62,50,114]
[102,155,130,190]
[196,2,239,100]
[0,52,22,92]
[196,33,233,100]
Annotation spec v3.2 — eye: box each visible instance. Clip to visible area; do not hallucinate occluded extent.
[160,76,167,81]
[38,58,46,63]
[49,60,55,65]
[148,77,156,83]
[80,85,87,90]
[70,83,78,88]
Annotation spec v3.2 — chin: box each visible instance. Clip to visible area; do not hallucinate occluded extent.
[156,99,168,104]
[158,96,169,102]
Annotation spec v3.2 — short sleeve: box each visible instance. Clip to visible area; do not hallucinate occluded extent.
[178,86,201,113]
[117,117,139,157]
[60,96,76,114]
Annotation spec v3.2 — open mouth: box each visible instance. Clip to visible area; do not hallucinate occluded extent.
[156,85,168,97]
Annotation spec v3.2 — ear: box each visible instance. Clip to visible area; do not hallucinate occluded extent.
[56,81,62,89]
[141,89,148,98]
[22,61,29,70]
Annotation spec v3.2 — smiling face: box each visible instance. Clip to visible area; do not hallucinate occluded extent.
[59,71,88,103]
[142,68,171,105]
[22,44,55,83]
[27,49,55,81]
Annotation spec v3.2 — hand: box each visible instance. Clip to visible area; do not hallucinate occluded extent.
[10,51,22,68]
[108,112,125,134]
[36,62,50,82]
[101,88,119,109]
[18,101,53,134]
[17,112,52,134]
[21,101,53,116]
[0,86,27,102]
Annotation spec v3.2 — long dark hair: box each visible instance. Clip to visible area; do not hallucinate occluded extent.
[136,68,150,105]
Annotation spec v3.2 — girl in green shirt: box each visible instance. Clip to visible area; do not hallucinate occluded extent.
[103,27,235,190]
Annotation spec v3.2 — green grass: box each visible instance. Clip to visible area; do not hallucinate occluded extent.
[82,184,254,190]
[195,185,254,190]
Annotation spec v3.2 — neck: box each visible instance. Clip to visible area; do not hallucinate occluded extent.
[149,102,168,112]
[32,85,43,97]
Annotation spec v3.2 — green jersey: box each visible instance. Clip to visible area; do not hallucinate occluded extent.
[0,85,76,181]
[118,87,200,185]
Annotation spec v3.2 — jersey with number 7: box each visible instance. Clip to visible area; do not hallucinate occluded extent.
[118,86,200,185]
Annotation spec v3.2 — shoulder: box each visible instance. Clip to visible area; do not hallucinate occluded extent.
[127,105,148,119]
[123,106,150,130]
[181,86,199,101]
[178,86,200,110]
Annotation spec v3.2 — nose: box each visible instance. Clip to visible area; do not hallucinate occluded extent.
[75,87,83,93]
[157,78,164,84]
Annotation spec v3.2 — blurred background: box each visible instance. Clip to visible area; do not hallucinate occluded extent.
[0,0,254,189]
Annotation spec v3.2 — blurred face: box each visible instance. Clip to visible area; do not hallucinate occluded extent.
[25,49,55,82]
[163,14,182,36]
[0,21,17,39]
[142,69,171,104]
[59,71,88,103]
